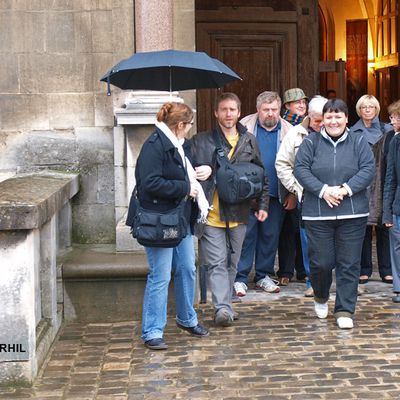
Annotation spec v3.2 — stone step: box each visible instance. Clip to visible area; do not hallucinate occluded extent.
[59,244,154,322]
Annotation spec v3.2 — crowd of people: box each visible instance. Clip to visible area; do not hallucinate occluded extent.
[130,88,400,349]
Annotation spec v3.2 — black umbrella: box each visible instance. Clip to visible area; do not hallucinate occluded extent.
[100,49,241,95]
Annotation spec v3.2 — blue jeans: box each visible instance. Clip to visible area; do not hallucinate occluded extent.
[141,233,198,342]
[299,226,312,288]
[236,197,285,284]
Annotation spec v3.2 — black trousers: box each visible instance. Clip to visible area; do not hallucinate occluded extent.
[277,208,305,279]
[360,225,392,278]
[304,217,367,317]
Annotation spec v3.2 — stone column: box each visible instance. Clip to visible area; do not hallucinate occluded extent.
[0,230,39,384]
[135,0,173,51]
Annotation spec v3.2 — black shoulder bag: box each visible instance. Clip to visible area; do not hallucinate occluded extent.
[126,186,188,248]
[213,131,264,204]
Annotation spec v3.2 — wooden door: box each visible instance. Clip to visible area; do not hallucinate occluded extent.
[196,22,297,131]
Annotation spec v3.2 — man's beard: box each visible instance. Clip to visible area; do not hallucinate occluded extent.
[261,118,278,129]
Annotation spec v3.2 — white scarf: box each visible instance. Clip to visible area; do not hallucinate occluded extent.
[155,121,210,223]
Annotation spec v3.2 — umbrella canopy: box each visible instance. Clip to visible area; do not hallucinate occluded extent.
[100,49,241,95]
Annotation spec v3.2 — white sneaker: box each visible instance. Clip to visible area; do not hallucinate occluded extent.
[314,301,328,319]
[304,287,314,297]
[234,281,248,297]
[256,276,280,293]
[337,317,354,329]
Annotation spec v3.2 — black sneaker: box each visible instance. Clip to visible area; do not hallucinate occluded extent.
[176,322,210,337]
[144,338,168,350]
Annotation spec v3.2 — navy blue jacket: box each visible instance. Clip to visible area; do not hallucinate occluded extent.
[132,127,197,229]
[383,134,400,223]
[294,129,375,220]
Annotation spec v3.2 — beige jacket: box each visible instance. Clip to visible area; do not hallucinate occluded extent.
[275,119,311,201]
[240,113,292,143]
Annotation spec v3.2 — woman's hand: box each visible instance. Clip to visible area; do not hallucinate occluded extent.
[195,165,212,181]
[255,210,268,222]
[189,185,199,198]
[385,223,394,228]
[322,186,343,208]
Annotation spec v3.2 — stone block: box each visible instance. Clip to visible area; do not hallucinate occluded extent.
[46,12,75,53]
[115,205,126,223]
[0,132,27,170]
[93,53,115,92]
[72,0,97,11]
[75,126,113,165]
[0,11,16,53]
[48,93,94,129]
[116,219,142,252]
[45,0,74,11]
[72,204,115,244]
[0,94,49,131]
[126,125,152,166]
[0,1,12,10]
[0,172,79,230]
[21,130,78,168]
[0,54,18,93]
[0,230,38,365]
[95,93,114,127]
[97,164,114,204]
[57,202,72,252]
[75,165,98,205]
[0,11,45,54]
[113,126,126,167]
[20,53,93,93]
[39,216,58,323]
[97,0,114,10]
[74,11,92,52]
[61,245,151,322]
[114,165,128,207]
[111,5,134,54]
[92,10,113,53]
[173,0,195,51]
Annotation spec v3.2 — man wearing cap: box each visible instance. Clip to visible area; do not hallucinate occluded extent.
[233,91,292,297]
[282,88,308,126]
[275,88,309,288]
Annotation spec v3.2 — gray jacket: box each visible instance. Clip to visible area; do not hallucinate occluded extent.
[294,128,375,220]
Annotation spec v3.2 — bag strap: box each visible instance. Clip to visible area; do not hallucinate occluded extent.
[213,130,230,168]
[212,130,235,253]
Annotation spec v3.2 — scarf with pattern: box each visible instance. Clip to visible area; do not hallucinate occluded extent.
[283,110,305,126]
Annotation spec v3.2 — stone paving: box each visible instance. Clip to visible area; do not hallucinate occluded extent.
[1,277,400,399]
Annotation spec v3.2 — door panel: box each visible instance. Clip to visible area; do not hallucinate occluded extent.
[196,22,297,131]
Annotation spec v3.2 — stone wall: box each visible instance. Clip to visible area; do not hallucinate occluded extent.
[0,1,135,243]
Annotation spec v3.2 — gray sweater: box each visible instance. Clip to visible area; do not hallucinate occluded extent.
[294,128,375,220]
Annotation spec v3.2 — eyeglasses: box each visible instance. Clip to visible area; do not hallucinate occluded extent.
[360,105,376,110]
[185,121,194,125]
[389,115,400,121]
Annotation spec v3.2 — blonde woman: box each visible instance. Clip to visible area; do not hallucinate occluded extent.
[350,95,392,285]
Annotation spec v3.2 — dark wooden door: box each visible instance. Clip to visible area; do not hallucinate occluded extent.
[196,22,297,131]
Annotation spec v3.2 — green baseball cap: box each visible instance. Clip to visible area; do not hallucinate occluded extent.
[283,88,308,104]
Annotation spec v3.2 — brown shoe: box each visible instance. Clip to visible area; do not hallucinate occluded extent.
[278,277,290,286]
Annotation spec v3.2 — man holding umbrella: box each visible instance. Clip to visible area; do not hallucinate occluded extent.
[191,93,269,326]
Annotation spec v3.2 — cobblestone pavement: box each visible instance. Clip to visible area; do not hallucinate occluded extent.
[1,277,400,399]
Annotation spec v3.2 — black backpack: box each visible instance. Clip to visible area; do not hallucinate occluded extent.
[214,132,264,204]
